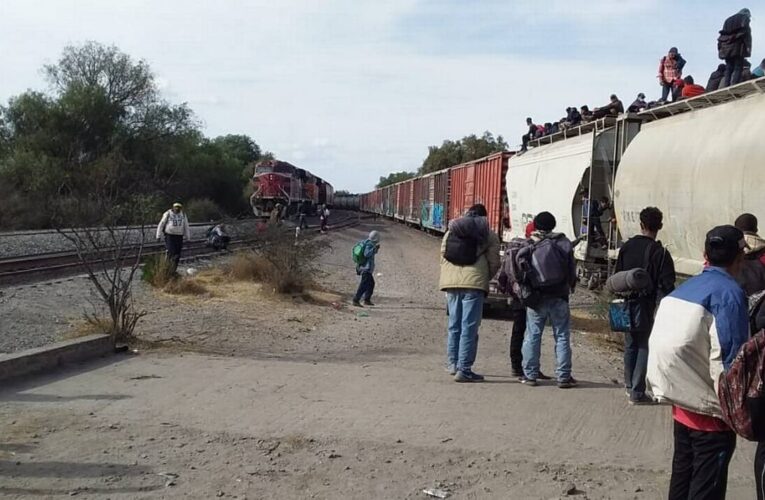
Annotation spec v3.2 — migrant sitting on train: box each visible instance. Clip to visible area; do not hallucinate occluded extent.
[250,159,334,218]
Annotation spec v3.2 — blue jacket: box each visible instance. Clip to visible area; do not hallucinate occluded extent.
[357,239,379,274]
[647,267,749,417]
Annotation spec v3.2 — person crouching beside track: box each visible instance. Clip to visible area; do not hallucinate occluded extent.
[156,202,191,273]
[353,231,381,307]
[439,204,500,383]
[647,225,749,500]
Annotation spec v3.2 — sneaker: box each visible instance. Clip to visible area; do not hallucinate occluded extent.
[352,300,363,307]
[521,377,538,386]
[363,300,374,306]
[454,370,485,383]
[538,372,553,380]
[558,377,578,389]
[629,395,656,406]
[446,364,457,376]
[625,390,631,398]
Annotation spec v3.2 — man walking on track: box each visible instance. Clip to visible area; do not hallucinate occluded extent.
[156,202,191,273]
[439,204,500,383]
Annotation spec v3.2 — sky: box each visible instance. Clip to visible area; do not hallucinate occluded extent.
[1,1,761,193]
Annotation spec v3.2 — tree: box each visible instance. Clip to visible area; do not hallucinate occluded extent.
[419,131,507,174]
[0,42,267,228]
[377,171,416,188]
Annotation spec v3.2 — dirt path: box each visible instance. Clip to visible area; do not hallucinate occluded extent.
[0,220,757,499]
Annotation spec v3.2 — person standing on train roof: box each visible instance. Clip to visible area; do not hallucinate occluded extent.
[614,207,676,405]
[657,47,686,102]
[718,8,752,87]
[439,204,501,382]
[156,202,191,273]
[353,230,381,307]
[647,225,749,500]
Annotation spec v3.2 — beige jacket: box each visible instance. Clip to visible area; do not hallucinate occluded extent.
[438,231,501,293]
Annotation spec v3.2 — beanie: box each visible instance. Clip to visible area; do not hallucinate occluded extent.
[534,212,556,232]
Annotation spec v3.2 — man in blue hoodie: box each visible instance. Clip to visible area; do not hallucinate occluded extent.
[353,230,381,307]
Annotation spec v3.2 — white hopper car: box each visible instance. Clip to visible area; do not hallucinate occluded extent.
[505,78,765,284]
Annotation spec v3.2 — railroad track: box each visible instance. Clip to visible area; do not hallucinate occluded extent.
[0,211,365,287]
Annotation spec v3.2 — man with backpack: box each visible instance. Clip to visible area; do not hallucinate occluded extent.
[647,225,749,500]
[718,8,752,87]
[613,207,676,405]
[733,213,765,295]
[352,230,381,307]
[515,212,577,388]
[439,204,500,382]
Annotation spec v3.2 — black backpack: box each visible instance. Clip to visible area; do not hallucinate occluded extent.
[444,232,479,266]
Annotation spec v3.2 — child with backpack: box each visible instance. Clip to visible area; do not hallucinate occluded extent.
[352,231,380,307]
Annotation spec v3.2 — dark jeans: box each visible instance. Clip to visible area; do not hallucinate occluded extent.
[509,308,526,373]
[165,234,184,272]
[757,441,765,500]
[354,272,375,302]
[669,420,736,500]
[521,133,532,150]
[660,82,680,102]
[624,330,650,399]
[724,57,744,87]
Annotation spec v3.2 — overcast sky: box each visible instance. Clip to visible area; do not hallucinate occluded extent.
[1,1,761,192]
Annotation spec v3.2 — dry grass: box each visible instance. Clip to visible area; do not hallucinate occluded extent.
[142,254,175,288]
[226,226,328,294]
[162,278,209,296]
[62,317,112,340]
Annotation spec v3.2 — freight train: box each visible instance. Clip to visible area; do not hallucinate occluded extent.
[250,159,334,217]
[359,77,765,295]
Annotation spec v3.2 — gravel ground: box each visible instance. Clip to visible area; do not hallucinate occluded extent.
[0,219,757,498]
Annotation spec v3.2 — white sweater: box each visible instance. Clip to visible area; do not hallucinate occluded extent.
[156,210,191,239]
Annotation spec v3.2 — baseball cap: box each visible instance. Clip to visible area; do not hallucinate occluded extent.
[172,202,183,208]
[705,225,746,266]
[369,230,380,243]
[638,92,646,99]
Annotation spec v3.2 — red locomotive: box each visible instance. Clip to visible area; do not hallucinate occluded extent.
[250,159,334,217]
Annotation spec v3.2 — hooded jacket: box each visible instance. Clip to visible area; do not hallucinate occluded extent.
[647,267,749,418]
[718,11,752,59]
[156,209,191,239]
[736,232,765,295]
[356,239,379,274]
[439,215,500,293]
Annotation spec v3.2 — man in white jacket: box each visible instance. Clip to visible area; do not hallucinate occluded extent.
[156,202,191,272]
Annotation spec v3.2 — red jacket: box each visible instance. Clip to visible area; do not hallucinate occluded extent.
[524,221,535,239]
[682,84,705,98]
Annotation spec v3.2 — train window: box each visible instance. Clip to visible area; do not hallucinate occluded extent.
[254,165,273,174]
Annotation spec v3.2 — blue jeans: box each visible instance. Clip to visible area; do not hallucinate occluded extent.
[446,289,484,372]
[354,272,375,301]
[522,297,572,381]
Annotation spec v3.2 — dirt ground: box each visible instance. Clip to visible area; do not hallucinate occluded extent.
[0,220,758,499]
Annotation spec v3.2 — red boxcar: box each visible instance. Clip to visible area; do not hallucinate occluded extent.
[448,152,511,236]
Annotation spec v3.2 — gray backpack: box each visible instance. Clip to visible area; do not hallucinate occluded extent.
[515,237,569,291]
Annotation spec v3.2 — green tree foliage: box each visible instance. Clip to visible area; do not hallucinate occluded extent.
[0,42,265,228]
[419,131,508,174]
[377,171,416,188]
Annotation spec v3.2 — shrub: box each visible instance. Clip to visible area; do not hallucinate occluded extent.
[142,254,174,288]
[183,198,223,222]
[163,278,208,295]
[228,227,328,294]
